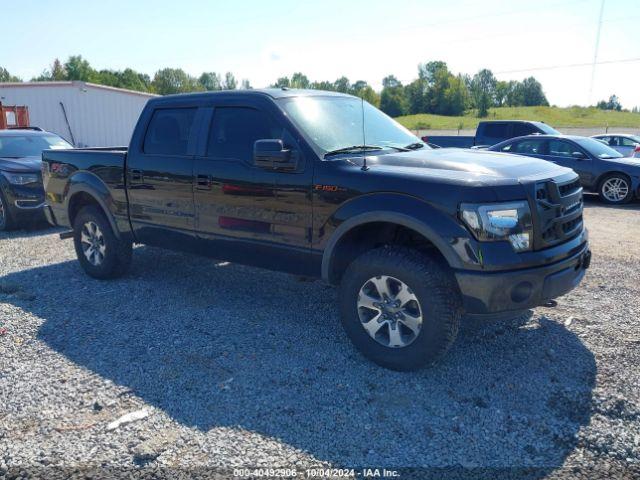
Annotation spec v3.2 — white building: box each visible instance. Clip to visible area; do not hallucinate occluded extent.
[0,81,158,147]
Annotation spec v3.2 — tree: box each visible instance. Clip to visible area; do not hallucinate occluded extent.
[351,81,380,107]
[0,67,21,82]
[64,55,96,82]
[290,72,310,89]
[443,74,469,116]
[199,72,222,91]
[222,72,237,90]
[596,94,622,111]
[470,69,497,117]
[152,68,201,94]
[380,76,407,117]
[333,76,351,93]
[240,79,252,89]
[519,77,548,106]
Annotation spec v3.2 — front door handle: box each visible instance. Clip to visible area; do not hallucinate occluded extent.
[196,174,212,190]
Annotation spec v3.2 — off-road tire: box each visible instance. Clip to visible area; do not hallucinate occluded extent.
[73,205,132,279]
[339,247,462,371]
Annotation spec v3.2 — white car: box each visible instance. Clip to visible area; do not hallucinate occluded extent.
[591,134,640,158]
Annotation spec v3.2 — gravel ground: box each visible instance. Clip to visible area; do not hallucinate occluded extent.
[0,196,639,479]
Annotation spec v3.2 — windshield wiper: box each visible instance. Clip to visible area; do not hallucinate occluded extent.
[404,142,425,150]
[324,145,384,158]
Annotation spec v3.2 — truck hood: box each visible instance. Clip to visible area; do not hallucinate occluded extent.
[361,148,568,183]
[0,156,41,173]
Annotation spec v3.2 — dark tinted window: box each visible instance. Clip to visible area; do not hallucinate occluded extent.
[547,139,574,157]
[512,123,537,137]
[482,123,509,138]
[620,136,638,147]
[144,108,196,155]
[512,139,545,154]
[207,107,282,159]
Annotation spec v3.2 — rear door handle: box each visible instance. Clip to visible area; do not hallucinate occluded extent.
[130,169,143,182]
[196,174,212,190]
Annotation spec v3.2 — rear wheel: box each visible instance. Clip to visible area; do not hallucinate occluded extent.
[339,247,461,371]
[73,205,132,279]
[599,174,633,204]
[0,191,15,231]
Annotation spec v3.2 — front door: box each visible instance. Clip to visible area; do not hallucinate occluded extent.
[126,107,199,247]
[193,103,314,274]
[541,139,594,185]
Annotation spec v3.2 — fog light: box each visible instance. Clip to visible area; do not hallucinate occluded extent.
[511,281,533,303]
[509,232,530,252]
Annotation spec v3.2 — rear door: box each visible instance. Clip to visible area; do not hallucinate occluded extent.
[126,106,200,247]
[192,99,314,274]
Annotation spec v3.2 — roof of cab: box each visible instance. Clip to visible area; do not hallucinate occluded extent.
[150,88,354,105]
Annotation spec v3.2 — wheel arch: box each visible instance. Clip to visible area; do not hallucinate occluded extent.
[321,211,461,284]
[66,174,120,238]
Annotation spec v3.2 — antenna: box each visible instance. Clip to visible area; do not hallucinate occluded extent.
[360,97,369,171]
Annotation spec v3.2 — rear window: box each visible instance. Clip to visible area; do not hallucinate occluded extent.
[143,108,196,156]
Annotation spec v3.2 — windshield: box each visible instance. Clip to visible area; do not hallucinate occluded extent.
[535,123,560,135]
[279,96,425,154]
[0,134,72,158]
[574,137,624,159]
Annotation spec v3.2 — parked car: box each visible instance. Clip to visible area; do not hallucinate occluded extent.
[591,133,640,157]
[0,129,72,230]
[422,120,560,148]
[42,89,590,370]
[489,135,640,204]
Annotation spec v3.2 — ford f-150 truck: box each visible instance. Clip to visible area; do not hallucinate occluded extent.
[42,89,591,370]
[422,120,560,148]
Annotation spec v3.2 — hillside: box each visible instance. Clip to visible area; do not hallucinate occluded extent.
[395,106,640,130]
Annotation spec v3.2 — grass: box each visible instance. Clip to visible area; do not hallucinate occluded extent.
[395,106,640,131]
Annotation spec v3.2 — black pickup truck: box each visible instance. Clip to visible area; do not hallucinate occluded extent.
[422,120,560,148]
[42,89,590,370]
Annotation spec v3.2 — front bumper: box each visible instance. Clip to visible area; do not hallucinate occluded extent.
[0,179,46,222]
[455,240,591,314]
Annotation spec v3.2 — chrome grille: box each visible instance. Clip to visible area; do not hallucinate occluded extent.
[534,177,584,249]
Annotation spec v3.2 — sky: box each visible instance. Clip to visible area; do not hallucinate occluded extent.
[3,0,639,108]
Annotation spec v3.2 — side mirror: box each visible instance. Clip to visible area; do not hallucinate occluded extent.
[253,139,297,170]
[571,151,586,159]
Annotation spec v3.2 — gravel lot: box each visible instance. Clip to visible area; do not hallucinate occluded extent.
[1,196,639,479]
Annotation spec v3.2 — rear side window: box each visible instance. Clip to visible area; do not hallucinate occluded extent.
[207,107,282,159]
[482,123,509,138]
[620,136,638,147]
[512,123,537,137]
[512,139,545,154]
[143,108,196,156]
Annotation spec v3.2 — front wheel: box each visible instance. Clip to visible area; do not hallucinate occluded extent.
[339,247,461,371]
[0,191,15,231]
[73,205,132,279]
[599,174,633,204]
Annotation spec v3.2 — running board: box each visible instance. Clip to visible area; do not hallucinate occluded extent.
[59,230,74,240]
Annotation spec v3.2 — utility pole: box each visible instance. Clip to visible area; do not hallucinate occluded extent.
[588,0,605,104]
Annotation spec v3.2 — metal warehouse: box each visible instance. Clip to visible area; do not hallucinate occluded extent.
[0,81,157,147]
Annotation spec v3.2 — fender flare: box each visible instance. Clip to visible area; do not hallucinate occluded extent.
[66,172,121,238]
[320,210,461,282]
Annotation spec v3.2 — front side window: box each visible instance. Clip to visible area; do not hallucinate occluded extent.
[547,139,575,157]
[512,139,545,155]
[207,107,284,160]
[512,123,536,137]
[278,96,421,154]
[0,134,72,157]
[574,137,623,159]
[143,108,196,156]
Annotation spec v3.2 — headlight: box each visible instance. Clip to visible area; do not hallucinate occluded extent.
[1,171,39,185]
[460,201,533,252]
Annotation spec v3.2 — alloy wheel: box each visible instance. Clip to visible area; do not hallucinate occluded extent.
[357,275,423,348]
[602,177,629,203]
[80,221,106,266]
